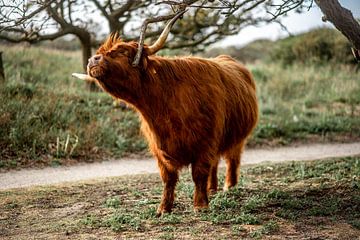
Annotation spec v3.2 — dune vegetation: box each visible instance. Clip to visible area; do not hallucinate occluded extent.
[1,28,359,169]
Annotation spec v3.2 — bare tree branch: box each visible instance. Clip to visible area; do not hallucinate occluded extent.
[315,0,360,61]
[132,9,187,66]
[0,0,55,32]
[0,0,319,70]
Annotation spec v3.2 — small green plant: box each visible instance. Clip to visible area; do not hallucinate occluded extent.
[349,219,360,230]
[266,189,290,199]
[241,194,266,213]
[159,213,182,224]
[80,214,101,227]
[5,201,19,209]
[210,191,238,211]
[104,212,142,231]
[250,220,279,238]
[104,197,121,208]
[161,225,175,232]
[307,197,340,216]
[131,189,144,198]
[177,181,194,199]
[139,206,157,219]
[231,225,246,235]
[159,232,175,240]
[232,213,260,225]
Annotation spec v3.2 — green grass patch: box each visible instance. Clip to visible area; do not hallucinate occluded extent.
[1,43,360,168]
[250,62,360,146]
[0,46,148,168]
[1,156,359,239]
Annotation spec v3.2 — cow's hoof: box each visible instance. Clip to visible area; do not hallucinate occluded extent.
[194,205,209,214]
[156,206,171,217]
[223,184,235,192]
[208,188,217,196]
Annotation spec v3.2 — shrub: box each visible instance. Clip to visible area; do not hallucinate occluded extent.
[270,28,355,65]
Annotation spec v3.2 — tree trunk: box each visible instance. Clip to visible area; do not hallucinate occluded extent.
[315,0,360,61]
[109,19,120,33]
[79,34,99,91]
[0,52,5,82]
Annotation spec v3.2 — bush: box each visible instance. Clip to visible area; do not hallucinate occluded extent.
[270,28,355,65]
[202,39,274,63]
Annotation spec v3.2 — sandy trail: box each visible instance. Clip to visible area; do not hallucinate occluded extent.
[1,142,360,190]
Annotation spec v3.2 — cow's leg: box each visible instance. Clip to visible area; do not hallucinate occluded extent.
[157,159,179,216]
[207,157,220,194]
[223,141,245,191]
[192,159,211,211]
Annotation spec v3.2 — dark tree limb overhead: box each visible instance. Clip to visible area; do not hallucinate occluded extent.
[132,9,187,66]
[315,0,360,60]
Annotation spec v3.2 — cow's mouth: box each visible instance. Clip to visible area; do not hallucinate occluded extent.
[88,66,104,78]
[87,54,105,78]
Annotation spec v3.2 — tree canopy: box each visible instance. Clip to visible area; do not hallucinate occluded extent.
[0,0,359,72]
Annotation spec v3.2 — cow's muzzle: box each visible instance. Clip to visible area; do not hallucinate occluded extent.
[88,54,103,69]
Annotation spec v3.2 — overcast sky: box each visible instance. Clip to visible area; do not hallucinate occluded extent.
[216,0,360,47]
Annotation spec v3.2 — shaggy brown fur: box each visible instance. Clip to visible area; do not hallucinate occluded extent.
[88,35,258,215]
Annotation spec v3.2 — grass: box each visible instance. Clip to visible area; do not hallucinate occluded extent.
[0,156,359,239]
[1,44,360,169]
[250,62,360,146]
[0,45,148,169]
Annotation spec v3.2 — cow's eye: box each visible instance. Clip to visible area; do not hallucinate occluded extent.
[118,49,129,57]
[107,49,129,58]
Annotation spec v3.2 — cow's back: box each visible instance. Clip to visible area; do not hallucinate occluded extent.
[211,55,258,153]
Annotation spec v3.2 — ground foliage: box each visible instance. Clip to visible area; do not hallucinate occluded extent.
[0,156,359,239]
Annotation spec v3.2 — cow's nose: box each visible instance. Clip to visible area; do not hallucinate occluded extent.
[88,54,103,68]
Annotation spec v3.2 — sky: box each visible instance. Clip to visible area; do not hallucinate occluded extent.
[216,0,360,47]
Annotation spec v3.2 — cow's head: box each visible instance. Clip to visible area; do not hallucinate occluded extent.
[72,11,184,101]
[87,37,141,82]
[86,11,184,83]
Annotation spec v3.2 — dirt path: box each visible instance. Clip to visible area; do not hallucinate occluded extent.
[1,142,360,190]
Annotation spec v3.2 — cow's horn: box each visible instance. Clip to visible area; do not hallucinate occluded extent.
[72,73,97,82]
[147,10,186,55]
